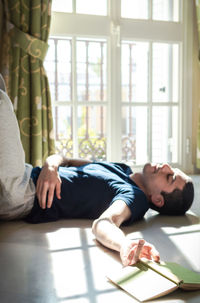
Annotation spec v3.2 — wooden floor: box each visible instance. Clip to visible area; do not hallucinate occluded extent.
[0,175,199,303]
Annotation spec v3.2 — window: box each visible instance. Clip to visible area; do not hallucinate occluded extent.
[45,0,192,169]
[45,37,107,160]
[121,41,179,164]
[121,0,179,21]
[52,0,107,15]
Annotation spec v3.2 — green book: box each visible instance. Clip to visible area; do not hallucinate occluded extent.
[107,260,200,302]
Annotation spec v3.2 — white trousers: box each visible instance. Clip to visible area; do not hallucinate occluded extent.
[0,74,35,220]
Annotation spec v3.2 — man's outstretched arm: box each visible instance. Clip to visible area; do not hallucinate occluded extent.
[42,154,92,168]
[36,154,92,209]
[92,200,160,266]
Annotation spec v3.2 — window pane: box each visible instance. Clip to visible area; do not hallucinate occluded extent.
[152,106,178,163]
[76,0,107,16]
[153,0,179,22]
[122,106,148,164]
[121,0,148,19]
[152,43,179,103]
[53,105,73,158]
[78,106,106,160]
[45,38,72,102]
[52,0,72,13]
[122,41,149,103]
[57,39,72,101]
[77,39,107,102]
[44,40,56,99]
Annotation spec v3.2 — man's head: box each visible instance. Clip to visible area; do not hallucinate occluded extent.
[142,163,194,215]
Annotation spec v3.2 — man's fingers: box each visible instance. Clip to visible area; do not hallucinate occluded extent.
[40,182,49,209]
[133,239,145,264]
[37,183,43,207]
[126,247,136,265]
[143,244,160,262]
[150,246,160,263]
[128,239,145,265]
[139,244,160,263]
[47,185,55,208]
[35,167,61,209]
[56,181,61,199]
[39,182,60,209]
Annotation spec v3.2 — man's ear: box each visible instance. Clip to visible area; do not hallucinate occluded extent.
[151,194,164,208]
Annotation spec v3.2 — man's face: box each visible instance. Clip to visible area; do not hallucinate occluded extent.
[142,163,189,196]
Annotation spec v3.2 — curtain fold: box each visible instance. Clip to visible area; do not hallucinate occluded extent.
[0,0,55,167]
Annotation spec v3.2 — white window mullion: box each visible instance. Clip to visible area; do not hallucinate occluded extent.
[148,42,153,163]
[108,34,121,162]
[72,0,76,13]
[72,36,78,158]
[180,0,193,172]
[107,0,122,162]
[149,0,153,20]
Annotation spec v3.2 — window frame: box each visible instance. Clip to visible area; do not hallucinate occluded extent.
[49,0,193,172]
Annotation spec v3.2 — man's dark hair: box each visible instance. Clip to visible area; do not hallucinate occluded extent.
[149,180,194,215]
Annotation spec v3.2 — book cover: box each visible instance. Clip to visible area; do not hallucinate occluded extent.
[106,260,200,302]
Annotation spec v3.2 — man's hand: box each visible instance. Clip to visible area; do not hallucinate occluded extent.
[35,154,92,209]
[36,165,62,209]
[120,238,160,267]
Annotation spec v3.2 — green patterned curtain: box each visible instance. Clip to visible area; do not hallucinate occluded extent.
[0,0,55,167]
[196,0,200,169]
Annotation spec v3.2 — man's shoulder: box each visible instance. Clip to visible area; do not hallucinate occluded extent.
[93,161,132,174]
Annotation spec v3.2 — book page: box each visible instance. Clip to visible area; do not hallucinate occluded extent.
[140,260,181,285]
[107,265,178,302]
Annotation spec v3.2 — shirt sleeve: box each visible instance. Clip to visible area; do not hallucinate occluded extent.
[109,181,149,225]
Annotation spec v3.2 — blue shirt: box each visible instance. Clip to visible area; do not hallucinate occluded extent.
[26,162,149,225]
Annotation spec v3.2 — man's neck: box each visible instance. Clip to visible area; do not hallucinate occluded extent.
[129,172,147,196]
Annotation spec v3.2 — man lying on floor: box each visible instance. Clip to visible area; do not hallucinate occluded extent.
[0,74,194,267]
